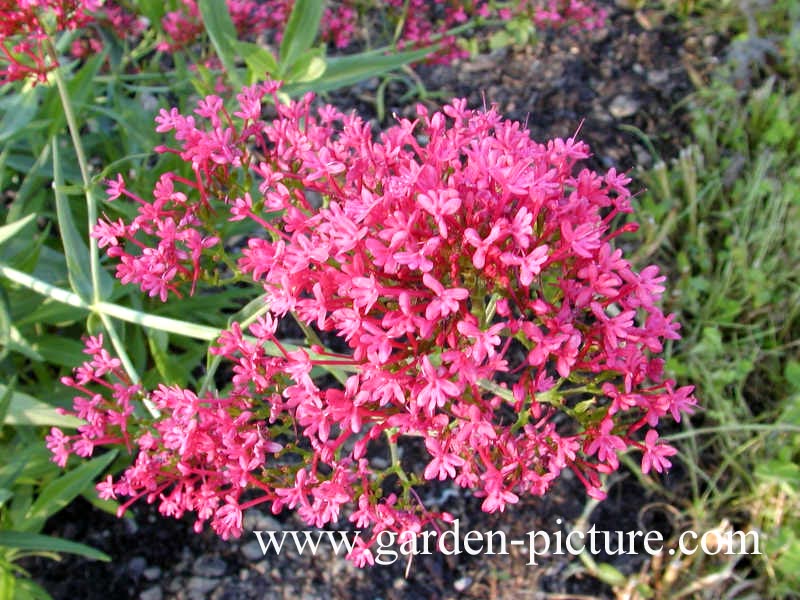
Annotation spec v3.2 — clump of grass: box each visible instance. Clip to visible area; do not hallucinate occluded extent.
[623,5,800,595]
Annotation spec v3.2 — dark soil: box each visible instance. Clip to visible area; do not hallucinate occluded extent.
[26,3,718,599]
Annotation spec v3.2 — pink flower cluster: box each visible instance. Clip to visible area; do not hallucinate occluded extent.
[70,2,148,59]
[0,0,100,84]
[385,0,607,64]
[154,0,358,53]
[55,79,695,566]
[83,0,603,65]
[144,0,606,61]
[48,334,284,539]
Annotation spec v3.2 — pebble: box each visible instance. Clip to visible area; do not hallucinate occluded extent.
[634,144,653,168]
[609,94,640,119]
[648,69,670,87]
[241,540,267,562]
[193,556,227,578]
[454,576,473,592]
[128,557,147,577]
[251,560,268,575]
[187,576,219,596]
[139,587,163,600]
[143,566,162,581]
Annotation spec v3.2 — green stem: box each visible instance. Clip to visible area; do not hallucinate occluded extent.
[0,264,355,372]
[44,38,149,412]
[45,37,100,306]
[198,299,273,396]
[386,429,410,485]
[664,423,800,441]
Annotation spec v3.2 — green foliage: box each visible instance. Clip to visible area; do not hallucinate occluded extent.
[624,5,800,593]
[0,391,111,599]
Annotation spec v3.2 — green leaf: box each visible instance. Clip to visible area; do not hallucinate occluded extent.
[25,451,118,530]
[137,0,166,24]
[755,459,800,488]
[278,0,325,76]
[0,87,40,144]
[489,30,512,51]
[52,140,92,301]
[0,531,109,561]
[147,329,186,386]
[31,335,86,369]
[0,379,14,425]
[14,298,88,329]
[573,398,596,414]
[594,563,627,587]
[10,577,52,600]
[284,49,326,83]
[0,568,16,600]
[45,53,107,138]
[4,326,43,362]
[779,393,800,426]
[0,385,82,428]
[0,445,36,491]
[0,287,9,362]
[26,245,70,287]
[786,360,800,392]
[232,40,279,81]
[197,0,243,88]
[52,141,113,302]
[282,45,438,96]
[0,214,37,248]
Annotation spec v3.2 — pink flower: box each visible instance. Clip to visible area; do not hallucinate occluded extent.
[212,496,243,540]
[640,430,678,474]
[422,273,468,320]
[423,437,465,481]
[416,355,462,415]
[585,418,627,469]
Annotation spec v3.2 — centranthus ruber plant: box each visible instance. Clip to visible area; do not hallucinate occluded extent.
[49,79,696,567]
[0,0,100,84]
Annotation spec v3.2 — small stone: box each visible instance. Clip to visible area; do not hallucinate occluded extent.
[251,560,268,575]
[143,567,162,581]
[241,540,266,562]
[370,456,389,469]
[139,586,163,600]
[647,69,670,87]
[123,517,139,535]
[609,95,640,119]
[454,576,473,592]
[193,556,227,578]
[634,144,653,168]
[128,557,147,577]
[461,54,499,73]
[187,576,218,595]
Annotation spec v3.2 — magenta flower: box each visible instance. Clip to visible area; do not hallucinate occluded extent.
[52,78,696,567]
[640,429,679,474]
[1,0,99,84]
